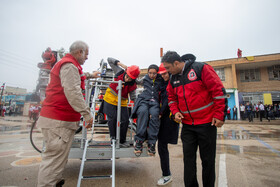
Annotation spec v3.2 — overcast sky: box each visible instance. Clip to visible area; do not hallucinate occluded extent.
[0,0,279,92]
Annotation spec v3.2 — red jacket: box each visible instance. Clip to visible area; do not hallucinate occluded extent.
[109,70,137,99]
[167,61,227,125]
[40,54,86,121]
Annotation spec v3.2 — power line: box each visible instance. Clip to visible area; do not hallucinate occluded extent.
[0,57,38,72]
[0,52,37,68]
[0,48,38,62]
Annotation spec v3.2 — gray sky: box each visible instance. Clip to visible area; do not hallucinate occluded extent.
[0,0,280,92]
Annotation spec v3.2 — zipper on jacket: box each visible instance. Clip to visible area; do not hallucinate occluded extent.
[180,76,194,125]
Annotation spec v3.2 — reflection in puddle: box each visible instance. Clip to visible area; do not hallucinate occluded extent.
[3,119,24,122]
[217,144,279,157]
[0,125,32,134]
[217,129,280,141]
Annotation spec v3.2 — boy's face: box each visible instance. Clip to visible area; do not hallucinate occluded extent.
[148,69,158,80]
[124,74,133,82]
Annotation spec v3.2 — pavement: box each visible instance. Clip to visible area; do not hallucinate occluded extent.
[0,115,280,187]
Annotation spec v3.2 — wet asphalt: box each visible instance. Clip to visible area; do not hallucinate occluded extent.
[0,116,279,187]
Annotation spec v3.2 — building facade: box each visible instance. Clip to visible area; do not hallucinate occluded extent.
[207,53,280,119]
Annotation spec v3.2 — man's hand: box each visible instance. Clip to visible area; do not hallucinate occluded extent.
[175,112,184,123]
[85,117,93,128]
[211,118,224,127]
[92,71,101,78]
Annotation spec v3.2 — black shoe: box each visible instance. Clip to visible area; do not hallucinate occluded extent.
[147,144,156,156]
[134,140,143,154]
[56,179,65,187]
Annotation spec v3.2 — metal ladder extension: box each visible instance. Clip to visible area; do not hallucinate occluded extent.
[77,60,123,187]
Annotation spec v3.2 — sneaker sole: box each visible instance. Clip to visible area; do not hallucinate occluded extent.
[148,152,155,156]
[157,178,172,186]
[134,150,142,154]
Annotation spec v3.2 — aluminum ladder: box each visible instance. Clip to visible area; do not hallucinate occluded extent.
[77,61,123,187]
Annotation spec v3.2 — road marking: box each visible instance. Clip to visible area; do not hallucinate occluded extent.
[239,126,280,157]
[218,126,228,187]
[218,154,228,187]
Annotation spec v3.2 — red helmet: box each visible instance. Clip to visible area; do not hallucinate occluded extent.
[158,63,167,74]
[127,65,140,79]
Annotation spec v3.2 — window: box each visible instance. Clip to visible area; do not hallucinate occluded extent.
[242,93,263,104]
[240,69,260,82]
[268,65,280,80]
[214,68,225,81]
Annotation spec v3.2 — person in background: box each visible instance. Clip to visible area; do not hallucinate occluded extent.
[259,102,266,122]
[156,63,179,186]
[131,64,164,156]
[252,104,256,118]
[37,41,100,187]
[245,102,253,122]
[255,103,259,118]
[162,51,227,187]
[240,104,245,120]
[227,106,231,120]
[233,105,237,120]
[103,57,140,148]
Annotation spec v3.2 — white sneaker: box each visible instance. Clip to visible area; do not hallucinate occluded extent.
[120,142,130,148]
[157,175,172,185]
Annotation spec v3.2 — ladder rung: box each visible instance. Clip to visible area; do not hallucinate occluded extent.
[86,158,111,162]
[88,144,111,147]
[82,175,112,180]
[94,124,108,127]
[95,131,109,134]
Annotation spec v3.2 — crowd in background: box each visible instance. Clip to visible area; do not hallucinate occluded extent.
[226,102,280,122]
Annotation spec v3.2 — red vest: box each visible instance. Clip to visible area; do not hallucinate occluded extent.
[40,54,86,121]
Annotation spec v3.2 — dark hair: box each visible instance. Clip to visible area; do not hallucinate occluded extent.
[148,64,159,72]
[161,51,181,64]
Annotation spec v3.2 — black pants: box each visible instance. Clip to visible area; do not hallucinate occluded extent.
[247,111,253,122]
[260,110,265,121]
[103,101,129,143]
[181,123,217,187]
[226,113,231,120]
[134,100,159,144]
[240,111,245,120]
[233,112,237,120]
[158,140,171,176]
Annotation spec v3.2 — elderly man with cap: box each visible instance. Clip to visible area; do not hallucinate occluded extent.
[37,41,100,187]
[131,64,164,156]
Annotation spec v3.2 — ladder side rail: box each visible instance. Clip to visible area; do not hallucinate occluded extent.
[90,79,103,139]
[77,139,89,187]
[112,139,116,187]
[80,80,91,148]
[116,80,122,148]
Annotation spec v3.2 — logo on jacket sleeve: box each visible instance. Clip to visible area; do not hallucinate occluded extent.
[188,69,197,81]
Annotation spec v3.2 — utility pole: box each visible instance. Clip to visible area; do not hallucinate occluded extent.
[0,83,5,116]
[0,83,5,105]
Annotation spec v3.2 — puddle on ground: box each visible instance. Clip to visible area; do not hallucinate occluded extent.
[217,144,279,157]
[217,129,280,141]
[3,119,24,122]
[0,125,32,134]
